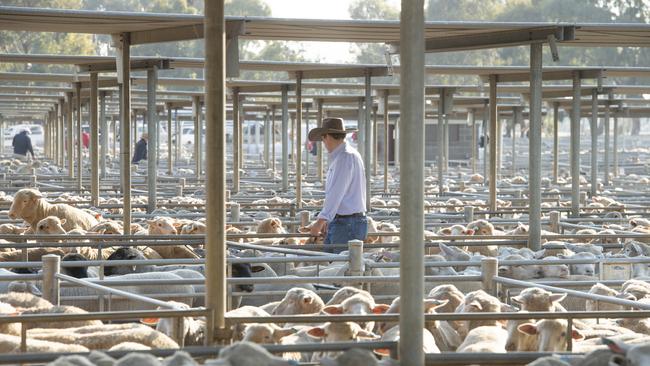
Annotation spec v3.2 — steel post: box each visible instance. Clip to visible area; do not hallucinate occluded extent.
[373,105,378,176]
[604,101,610,186]
[512,110,517,177]
[571,72,581,217]
[264,108,270,169]
[383,91,389,193]
[613,116,618,177]
[147,67,158,214]
[364,71,372,212]
[66,92,74,178]
[90,73,99,207]
[281,85,289,191]
[296,72,303,209]
[193,95,201,179]
[489,75,497,212]
[471,109,477,174]
[399,0,425,364]
[528,43,543,252]
[271,106,276,173]
[100,91,107,179]
[316,100,323,183]
[118,32,132,235]
[590,89,598,197]
[75,82,82,192]
[204,0,227,343]
[232,89,240,193]
[167,104,173,174]
[438,94,445,196]
[553,102,559,185]
[483,104,488,185]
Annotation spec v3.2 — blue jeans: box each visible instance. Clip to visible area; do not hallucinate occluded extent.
[324,216,368,254]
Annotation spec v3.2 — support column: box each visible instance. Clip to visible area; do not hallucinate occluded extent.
[305,104,310,176]
[264,108,270,169]
[175,108,181,164]
[204,0,227,343]
[67,92,74,178]
[117,32,132,235]
[553,102,559,184]
[112,114,117,162]
[383,91,389,193]
[529,43,543,252]
[59,99,65,167]
[193,95,201,179]
[239,102,244,168]
[438,93,446,196]
[281,85,289,191]
[399,0,425,364]
[147,66,158,214]
[613,116,619,177]
[570,72,581,217]
[482,104,488,185]
[100,91,107,179]
[90,73,99,207]
[167,103,173,174]
[512,109,518,177]
[295,72,303,209]
[232,89,240,193]
[316,99,323,183]
[443,112,449,172]
[364,71,372,212]
[604,101,610,186]
[271,105,276,173]
[75,82,82,192]
[590,89,598,197]
[373,105,378,176]
[489,75,498,212]
[471,109,477,174]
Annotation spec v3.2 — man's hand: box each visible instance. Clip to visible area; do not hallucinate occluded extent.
[309,219,327,238]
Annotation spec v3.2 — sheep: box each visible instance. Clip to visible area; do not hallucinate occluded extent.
[0,291,52,309]
[540,256,570,279]
[146,217,199,259]
[622,279,650,300]
[8,188,98,231]
[20,305,103,329]
[242,323,297,344]
[227,306,273,341]
[320,348,390,366]
[586,283,636,312]
[325,286,373,306]
[215,341,295,366]
[27,323,179,350]
[517,319,585,352]
[322,293,390,332]
[564,252,598,276]
[374,326,439,357]
[270,288,324,316]
[426,284,465,314]
[34,216,66,236]
[498,254,542,280]
[141,301,205,346]
[61,253,89,278]
[457,325,508,353]
[511,287,567,312]
[308,322,380,360]
[0,333,89,353]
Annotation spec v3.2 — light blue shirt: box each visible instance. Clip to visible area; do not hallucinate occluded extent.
[318,141,366,222]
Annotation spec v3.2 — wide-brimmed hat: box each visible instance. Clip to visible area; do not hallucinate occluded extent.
[308,117,356,142]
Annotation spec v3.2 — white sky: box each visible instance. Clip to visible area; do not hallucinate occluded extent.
[261,0,401,63]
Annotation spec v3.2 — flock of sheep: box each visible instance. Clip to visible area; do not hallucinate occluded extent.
[0,146,647,366]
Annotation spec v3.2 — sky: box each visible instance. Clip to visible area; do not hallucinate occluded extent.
[261,0,401,63]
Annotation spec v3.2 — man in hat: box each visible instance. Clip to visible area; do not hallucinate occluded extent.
[132,132,148,164]
[307,117,367,253]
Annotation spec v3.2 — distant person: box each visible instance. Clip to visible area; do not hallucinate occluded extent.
[82,131,90,149]
[12,130,34,161]
[132,133,148,164]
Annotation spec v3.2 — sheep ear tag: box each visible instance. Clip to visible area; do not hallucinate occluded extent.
[140,317,159,326]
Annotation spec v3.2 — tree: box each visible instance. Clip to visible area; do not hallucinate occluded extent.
[348,0,398,64]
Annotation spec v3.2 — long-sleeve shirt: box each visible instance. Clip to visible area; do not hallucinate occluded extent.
[12,132,34,158]
[317,141,366,222]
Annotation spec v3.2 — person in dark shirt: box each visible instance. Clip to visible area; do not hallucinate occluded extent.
[132,133,148,164]
[12,130,34,160]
